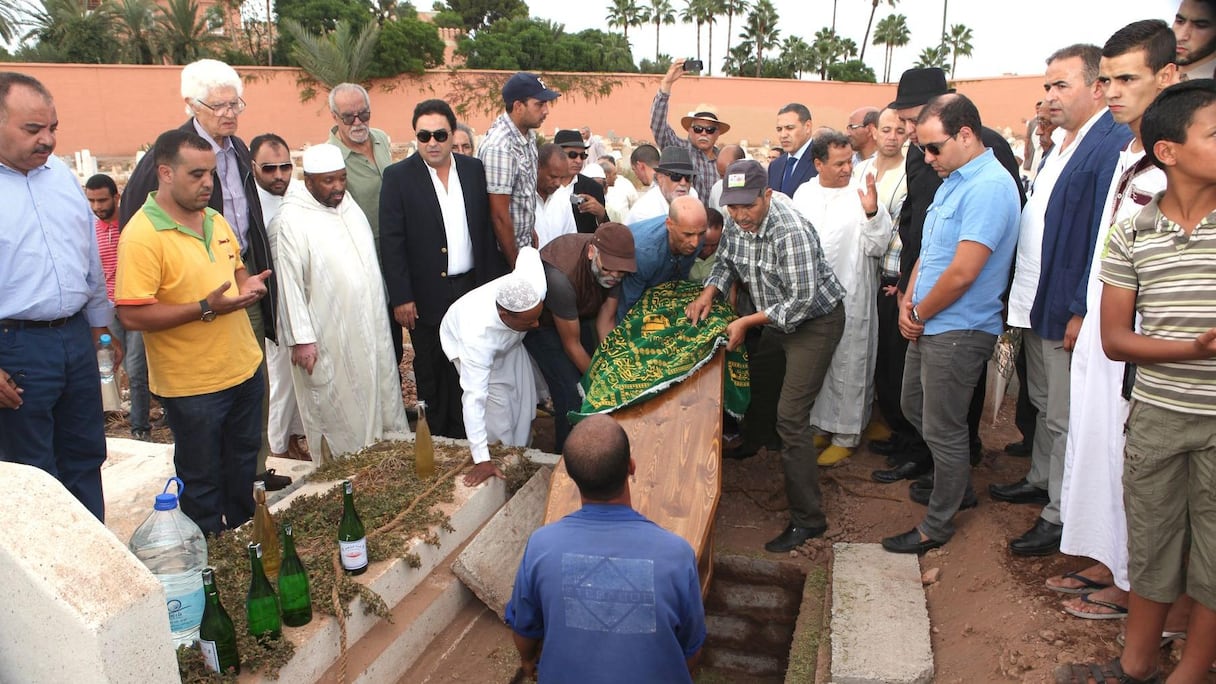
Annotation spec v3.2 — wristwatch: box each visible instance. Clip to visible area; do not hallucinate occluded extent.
[199,299,217,322]
[910,306,923,324]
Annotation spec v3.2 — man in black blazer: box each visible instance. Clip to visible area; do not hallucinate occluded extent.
[767,103,819,195]
[554,129,608,234]
[380,99,507,439]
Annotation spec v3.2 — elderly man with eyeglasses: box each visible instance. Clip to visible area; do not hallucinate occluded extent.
[120,58,288,490]
[326,83,391,251]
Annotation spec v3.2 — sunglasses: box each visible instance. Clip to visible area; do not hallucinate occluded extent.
[417,129,449,143]
[691,125,718,135]
[338,110,372,125]
[258,162,293,173]
[920,135,956,157]
[566,151,589,160]
[662,171,694,183]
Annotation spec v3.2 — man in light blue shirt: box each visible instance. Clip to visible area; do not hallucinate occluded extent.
[615,196,706,321]
[881,94,1020,555]
[0,72,115,521]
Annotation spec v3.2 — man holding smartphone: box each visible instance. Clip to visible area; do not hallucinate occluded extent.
[651,58,728,202]
[555,129,608,234]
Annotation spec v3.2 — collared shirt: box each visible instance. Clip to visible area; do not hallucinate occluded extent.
[650,90,720,201]
[535,184,577,249]
[778,137,814,196]
[426,155,474,275]
[605,176,638,223]
[1100,194,1216,415]
[193,119,249,250]
[95,217,121,301]
[1007,107,1107,327]
[913,149,1020,336]
[0,155,111,326]
[328,126,392,247]
[624,184,700,225]
[706,193,844,332]
[479,112,539,249]
[618,214,698,320]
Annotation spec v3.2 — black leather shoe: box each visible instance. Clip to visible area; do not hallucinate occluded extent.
[1009,517,1062,556]
[723,444,760,460]
[882,528,945,554]
[870,438,899,455]
[1003,440,1032,457]
[872,460,930,484]
[258,469,292,491]
[989,478,1049,505]
[912,472,934,489]
[764,523,827,553]
[908,482,978,509]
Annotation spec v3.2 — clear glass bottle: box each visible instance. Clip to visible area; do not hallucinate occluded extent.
[252,480,281,580]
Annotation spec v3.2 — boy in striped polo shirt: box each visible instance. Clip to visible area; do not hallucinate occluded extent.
[1098,79,1216,683]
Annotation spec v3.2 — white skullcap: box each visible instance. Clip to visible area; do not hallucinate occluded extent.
[495,246,547,312]
[582,163,605,179]
[302,143,345,174]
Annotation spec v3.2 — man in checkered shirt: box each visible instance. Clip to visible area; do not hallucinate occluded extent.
[686,159,845,555]
[651,58,728,202]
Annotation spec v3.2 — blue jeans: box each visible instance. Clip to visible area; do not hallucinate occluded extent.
[524,323,597,454]
[901,330,995,542]
[108,315,150,432]
[160,368,264,536]
[0,314,107,521]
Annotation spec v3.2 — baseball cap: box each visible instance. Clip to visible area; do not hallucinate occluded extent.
[591,223,637,273]
[502,72,560,108]
[719,160,768,206]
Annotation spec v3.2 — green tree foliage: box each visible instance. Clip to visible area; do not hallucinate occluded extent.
[275,0,371,34]
[114,0,160,64]
[369,13,446,78]
[155,0,225,64]
[283,18,380,90]
[779,35,812,79]
[605,0,645,47]
[858,0,895,62]
[722,41,791,78]
[680,0,715,63]
[0,0,22,42]
[430,3,465,29]
[809,27,856,80]
[19,0,121,63]
[446,0,526,32]
[827,58,876,82]
[740,0,778,78]
[716,0,749,74]
[639,53,673,74]
[943,23,973,77]
[872,12,909,82]
[913,43,949,70]
[457,17,638,72]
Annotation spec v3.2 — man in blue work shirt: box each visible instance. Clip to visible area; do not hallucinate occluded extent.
[615,195,706,321]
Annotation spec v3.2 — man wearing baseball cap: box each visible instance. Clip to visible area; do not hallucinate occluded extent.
[525,224,637,452]
[687,160,846,554]
[651,58,729,201]
[478,72,560,268]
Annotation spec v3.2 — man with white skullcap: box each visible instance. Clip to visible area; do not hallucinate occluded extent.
[440,246,548,486]
[271,143,410,460]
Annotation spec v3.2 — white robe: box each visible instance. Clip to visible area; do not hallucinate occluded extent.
[272,184,410,458]
[1059,147,1165,590]
[258,184,305,454]
[792,180,891,445]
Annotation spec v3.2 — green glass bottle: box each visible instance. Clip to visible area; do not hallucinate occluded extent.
[278,522,313,627]
[198,568,240,675]
[338,480,368,575]
[245,542,281,642]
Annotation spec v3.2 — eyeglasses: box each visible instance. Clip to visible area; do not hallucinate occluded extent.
[691,125,718,135]
[661,171,694,183]
[416,129,449,143]
[194,97,246,115]
[258,162,293,173]
[337,110,372,126]
[846,123,866,131]
[566,151,588,160]
[919,134,957,157]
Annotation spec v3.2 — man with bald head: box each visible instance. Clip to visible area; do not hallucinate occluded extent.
[709,144,745,209]
[506,414,706,682]
[617,196,707,320]
[847,106,881,164]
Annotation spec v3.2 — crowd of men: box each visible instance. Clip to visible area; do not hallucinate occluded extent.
[3,2,1216,681]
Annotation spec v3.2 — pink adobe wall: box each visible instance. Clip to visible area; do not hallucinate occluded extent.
[2,63,1047,158]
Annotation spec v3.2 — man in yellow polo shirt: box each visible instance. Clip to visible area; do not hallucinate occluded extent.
[115,128,271,536]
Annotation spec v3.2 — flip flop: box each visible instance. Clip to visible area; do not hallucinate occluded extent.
[1046,571,1112,595]
[1064,594,1129,620]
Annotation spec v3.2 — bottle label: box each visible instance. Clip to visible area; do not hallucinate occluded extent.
[339,538,368,570]
[166,586,205,632]
[199,639,220,673]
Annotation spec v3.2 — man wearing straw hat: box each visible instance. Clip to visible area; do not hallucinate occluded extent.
[651,59,730,202]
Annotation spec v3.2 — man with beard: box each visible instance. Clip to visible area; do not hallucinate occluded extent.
[525,224,637,453]
[272,144,410,461]
[1174,0,1216,79]
[326,83,390,249]
[116,129,270,535]
[626,146,699,224]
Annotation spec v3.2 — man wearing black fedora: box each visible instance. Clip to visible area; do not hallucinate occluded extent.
[652,58,729,202]
[870,67,1025,491]
[626,146,698,224]
[554,129,608,235]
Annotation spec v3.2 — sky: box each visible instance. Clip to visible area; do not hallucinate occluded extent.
[522,0,1179,80]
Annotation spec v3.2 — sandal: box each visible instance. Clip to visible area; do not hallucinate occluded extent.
[1047,570,1112,595]
[1053,658,1161,684]
[1063,594,1129,620]
[1116,630,1185,648]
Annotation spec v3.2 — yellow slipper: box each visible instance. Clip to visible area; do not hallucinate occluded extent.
[864,420,892,442]
[817,445,855,467]
[813,434,831,450]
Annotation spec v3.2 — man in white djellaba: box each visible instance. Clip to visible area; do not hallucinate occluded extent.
[272,143,410,458]
[792,131,891,468]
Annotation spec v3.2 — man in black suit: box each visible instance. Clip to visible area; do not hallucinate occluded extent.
[767,103,819,195]
[380,99,506,439]
[554,129,608,234]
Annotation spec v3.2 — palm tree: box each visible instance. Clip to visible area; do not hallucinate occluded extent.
[114,0,159,64]
[940,0,948,49]
[0,0,21,43]
[718,0,749,73]
[943,22,973,78]
[605,0,644,47]
[810,26,844,79]
[741,0,778,78]
[282,18,380,88]
[154,0,224,64]
[780,35,813,79]
[913,43,949,70]
[698,0,717,74]
[830,0,837,30]
[642,0,677,61]
[859,0,895,62]
[21,0,119,63]
[872,13,909,82]
[680,0,704,63]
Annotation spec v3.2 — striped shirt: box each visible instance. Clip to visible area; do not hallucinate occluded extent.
[95,217,120,301]
[1100,193,1216,414]
[706,193,844,333]
[478,112,538,249]
[650,91,720,202]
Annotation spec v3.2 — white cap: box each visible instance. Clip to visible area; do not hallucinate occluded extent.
[495,247,547,312]
[302,143,345,173]
[582,163,605,179]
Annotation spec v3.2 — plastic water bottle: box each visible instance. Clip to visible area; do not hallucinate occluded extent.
[129,477,209,647]
[97,334,115,382]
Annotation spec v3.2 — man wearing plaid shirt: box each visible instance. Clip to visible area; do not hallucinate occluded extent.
[652,59,728,202]
[478,72,559,267]
[687,160,845,554]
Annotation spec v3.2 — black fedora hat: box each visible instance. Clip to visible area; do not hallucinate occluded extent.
[888,68,955,110]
